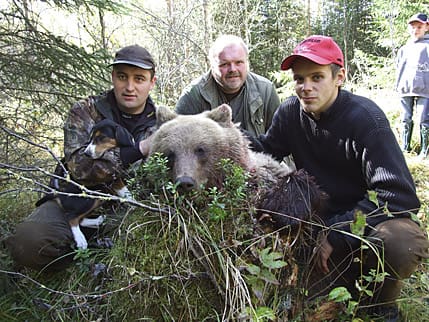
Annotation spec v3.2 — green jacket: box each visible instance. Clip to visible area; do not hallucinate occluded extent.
[175,71,280,136]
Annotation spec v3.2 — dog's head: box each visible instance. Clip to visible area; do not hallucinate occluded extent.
[83,119,135,159]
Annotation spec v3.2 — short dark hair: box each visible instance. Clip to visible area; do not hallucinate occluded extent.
[112,64,155,80]
[330,63,342,78]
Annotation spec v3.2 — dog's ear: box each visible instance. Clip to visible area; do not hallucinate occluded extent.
[92,119,117,133]
[115,126,135,147]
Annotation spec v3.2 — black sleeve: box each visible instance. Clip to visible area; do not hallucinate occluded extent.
[119,142,143,168]
[257,98,297,160]
[240,129,265,152]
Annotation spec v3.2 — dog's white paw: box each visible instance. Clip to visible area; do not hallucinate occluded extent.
[71,225,88,249]
[80,215,106,228]
[116,186,135,202]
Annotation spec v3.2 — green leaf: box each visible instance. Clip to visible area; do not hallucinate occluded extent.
[259,248,287,269]
[259,268,279,285]
[347,300,359,315]
[255,306,276,320]
[246,264,261,276]
[328,286,352,303]
[350,211,366,236]
[368,190,379,207]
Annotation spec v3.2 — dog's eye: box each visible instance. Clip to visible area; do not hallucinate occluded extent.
[91,133,107,143]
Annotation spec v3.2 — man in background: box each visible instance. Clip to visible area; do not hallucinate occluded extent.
[175,34,280,137]
[395,13,429,158]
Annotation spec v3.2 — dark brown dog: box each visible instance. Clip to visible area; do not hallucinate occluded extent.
[83,119,135,199]
[38,119,135,249]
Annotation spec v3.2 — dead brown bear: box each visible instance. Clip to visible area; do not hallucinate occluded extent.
[149,104,326,229]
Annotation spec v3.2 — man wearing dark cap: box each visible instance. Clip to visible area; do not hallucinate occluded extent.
[250,35,429,321]
[395,13,429,158]
[6,45,158,271]
[64,45,157,179]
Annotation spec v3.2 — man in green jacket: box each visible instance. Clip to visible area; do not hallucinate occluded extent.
[175,34,280,137]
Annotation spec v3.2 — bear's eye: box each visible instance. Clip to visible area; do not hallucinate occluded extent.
[194,146,206,157]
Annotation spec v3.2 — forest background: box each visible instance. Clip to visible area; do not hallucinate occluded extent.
[1,0,429,321]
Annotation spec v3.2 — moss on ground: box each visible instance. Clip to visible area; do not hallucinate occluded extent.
[1,154,428,321]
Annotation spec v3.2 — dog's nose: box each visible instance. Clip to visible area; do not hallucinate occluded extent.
[176,176,196,192]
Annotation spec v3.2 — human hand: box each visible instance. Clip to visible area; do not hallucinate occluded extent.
[139,136,153,157]
[314,235,333,274]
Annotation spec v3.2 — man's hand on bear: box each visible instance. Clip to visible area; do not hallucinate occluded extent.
[313,235,333,274]
[139,135,153,157]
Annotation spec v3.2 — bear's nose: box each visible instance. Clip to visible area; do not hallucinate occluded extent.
[176,176,196,192]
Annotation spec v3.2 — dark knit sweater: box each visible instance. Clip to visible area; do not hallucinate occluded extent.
[259,90,420,245]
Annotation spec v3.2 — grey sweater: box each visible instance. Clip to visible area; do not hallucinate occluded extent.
[395,35,429,98]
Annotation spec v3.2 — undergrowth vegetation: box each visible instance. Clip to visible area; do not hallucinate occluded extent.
[1,150,429,321]
[0,154,307,321]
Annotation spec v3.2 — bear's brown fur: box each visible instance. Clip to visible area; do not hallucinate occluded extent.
[149,104,326,228]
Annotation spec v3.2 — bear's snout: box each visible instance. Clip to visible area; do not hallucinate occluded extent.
[176,176,197,192]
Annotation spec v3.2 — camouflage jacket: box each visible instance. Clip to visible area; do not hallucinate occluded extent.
[63,89,156,186]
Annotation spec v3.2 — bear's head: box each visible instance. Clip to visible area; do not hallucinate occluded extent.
[149,104,251,191]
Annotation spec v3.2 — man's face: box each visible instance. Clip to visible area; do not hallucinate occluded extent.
[211,44,248,94]
[112,64,156,114]
[408,21,428,41]
[292,58,345,119]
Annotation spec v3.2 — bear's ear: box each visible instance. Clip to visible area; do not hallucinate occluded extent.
[205,104,233,128]
[156,105,177,126]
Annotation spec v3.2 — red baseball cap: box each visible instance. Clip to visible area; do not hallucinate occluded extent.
[280,35,344,70]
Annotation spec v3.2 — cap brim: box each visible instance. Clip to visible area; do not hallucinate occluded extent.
[280,54,333,70]
[109,60,153,70]
[408,19,427,24]
[408,15,428,24]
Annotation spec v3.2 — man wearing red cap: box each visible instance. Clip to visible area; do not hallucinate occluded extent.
[6,45,158,271]
[395,13,429,158]
[250,35,429,321]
